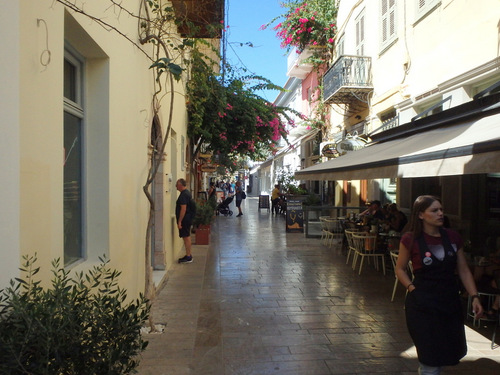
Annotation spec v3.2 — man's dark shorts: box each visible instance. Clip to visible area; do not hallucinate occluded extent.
[235,199,242,208]
[178,219,192,238]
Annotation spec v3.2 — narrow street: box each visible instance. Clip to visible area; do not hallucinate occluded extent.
[137,197,500,375]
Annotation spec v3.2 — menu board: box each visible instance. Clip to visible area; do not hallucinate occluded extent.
[286,198,304,233]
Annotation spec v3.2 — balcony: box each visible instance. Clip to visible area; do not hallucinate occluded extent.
[323,55,373,104]
[287,47,314,79]
[171,0,224,38]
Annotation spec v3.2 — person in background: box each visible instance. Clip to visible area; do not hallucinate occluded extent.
[359,200,385,221]
[207,182,217,210]
[388,203,408,232]
[235,180,244,217]
[271,184,281,215]
[230,181,236,196]
[208,182,216,200]
[176,178,194,264]
[395,195,483,375]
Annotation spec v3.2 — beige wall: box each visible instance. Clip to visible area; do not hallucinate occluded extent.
[0,1,22,288]
[333,0,500,129]
[0,0,191,296]
[324,0,500,205]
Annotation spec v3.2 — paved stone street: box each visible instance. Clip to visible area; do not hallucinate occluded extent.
[137,197,500,375]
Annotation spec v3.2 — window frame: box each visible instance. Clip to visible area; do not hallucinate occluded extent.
[380,0,397,52]
[355,9,366,56]
[415,0,441,24]
[337,33,345,57]
[63,47,86,266]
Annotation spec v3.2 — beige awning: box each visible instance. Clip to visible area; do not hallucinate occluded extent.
[295,113,500,181]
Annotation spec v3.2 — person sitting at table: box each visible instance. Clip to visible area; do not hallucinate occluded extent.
[359,200,385,221]
[388,203,408,233]
[473,238,500,318]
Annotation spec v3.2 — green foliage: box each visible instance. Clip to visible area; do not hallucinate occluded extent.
[287,184,308,195]
[186,50,299,170]
[302,193,321,206]
[0,254,149,375]
[193,200,214,226]
[149,57,183,82]
[275,167,308,195]
[275,167,296,188]
[263,0,339,53]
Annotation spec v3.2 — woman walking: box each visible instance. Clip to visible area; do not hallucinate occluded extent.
[235,181,244,217]
[395,195,483,375]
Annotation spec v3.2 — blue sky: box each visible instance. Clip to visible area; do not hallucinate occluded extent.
[224,0,289,101]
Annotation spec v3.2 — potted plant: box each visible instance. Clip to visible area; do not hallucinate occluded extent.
[302,193,321,207]
[193,201,214,245]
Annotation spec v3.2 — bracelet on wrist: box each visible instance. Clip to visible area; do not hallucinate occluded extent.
[406,283,414,290]
[471,294,480,302]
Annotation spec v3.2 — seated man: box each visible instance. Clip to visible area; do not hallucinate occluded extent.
[359,200,385,221]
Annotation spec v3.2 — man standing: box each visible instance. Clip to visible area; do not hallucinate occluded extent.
[176,178,193,263]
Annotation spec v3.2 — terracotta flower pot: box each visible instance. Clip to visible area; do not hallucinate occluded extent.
[195,224,210,245]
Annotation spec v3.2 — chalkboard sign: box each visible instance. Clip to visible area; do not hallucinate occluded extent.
[286,198,304,233]
[258,195,270,211]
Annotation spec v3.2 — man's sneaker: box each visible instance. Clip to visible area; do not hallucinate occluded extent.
[236,213,243,217]
[178,255,193,264]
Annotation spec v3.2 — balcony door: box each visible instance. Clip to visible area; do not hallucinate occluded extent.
[355,9,365,56]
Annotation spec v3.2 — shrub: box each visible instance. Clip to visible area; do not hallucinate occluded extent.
[193,200,214,227]
[0,254,149,375]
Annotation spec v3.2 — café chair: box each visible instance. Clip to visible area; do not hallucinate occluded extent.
[325,218,344,248]
[352,233,386,276]
[467,291,500,349]
[389,251,414,302]
[345,229,358,267]
[319,216,330,245]
[390,251,400,302]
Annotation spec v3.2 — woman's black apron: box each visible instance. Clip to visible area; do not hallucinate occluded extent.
[405,228,466,367]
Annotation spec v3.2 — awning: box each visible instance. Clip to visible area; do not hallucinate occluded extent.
[295,113,500,181]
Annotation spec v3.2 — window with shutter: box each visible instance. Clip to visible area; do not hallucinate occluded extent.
[337,33,345,56]
[355,9,365,56]
[380,0,397,51]
[415,0,440,23]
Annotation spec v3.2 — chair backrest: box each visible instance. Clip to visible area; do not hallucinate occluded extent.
[390,251,399,269]
[352,233,377,252]
[326,218,343,233]
[319,216,329,231]
[390,251,414,278]
[345,229,358,249]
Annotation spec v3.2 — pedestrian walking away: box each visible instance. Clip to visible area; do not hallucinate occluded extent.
[395,195,483,375]
[235,180,244,217]
[175,178,194,264]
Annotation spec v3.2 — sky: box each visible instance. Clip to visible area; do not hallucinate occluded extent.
[224,0,290,101]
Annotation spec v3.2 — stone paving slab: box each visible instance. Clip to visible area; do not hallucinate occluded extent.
[137,197,500,375]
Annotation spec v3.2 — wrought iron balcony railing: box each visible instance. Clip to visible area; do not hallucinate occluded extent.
[323,55,373,104]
